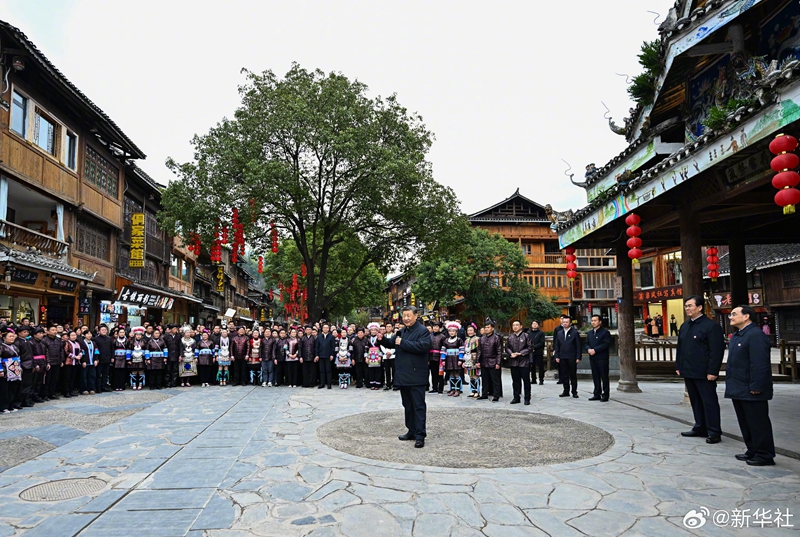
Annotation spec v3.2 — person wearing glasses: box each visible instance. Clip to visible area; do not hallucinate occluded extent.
[725,305,775,466]
[675,295,725,444]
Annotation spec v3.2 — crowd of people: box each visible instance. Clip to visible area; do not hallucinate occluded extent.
[0,312,618,413]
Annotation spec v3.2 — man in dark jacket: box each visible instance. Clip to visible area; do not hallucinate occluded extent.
[231,326,250,386]
[529,320,546,385]
[726,305,775,466]
[553,316,582,398]
[163,325,181,388]
[428,323,446,394]
[676,295,725,444]
[477,320,503,401]
[42,325,64,399]
[585,314,612,401]
[14,326,35,407]
[299,326,317,388]
[314,323,337,389]
[93,324,114,393]
[379,306,431,448]
[504,320,531,405]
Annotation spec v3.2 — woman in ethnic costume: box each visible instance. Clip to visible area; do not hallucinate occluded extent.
[127,327,148,391]
[196,331,216,387]
[0,328,23,412]
[463,324,481,398]
[145,328,167,390]
[112,328,128,391]
[366,323,383,390]
[248,331,263,386]
[216,328,231,386]
[442,321,465,397]
[179,327,198,387]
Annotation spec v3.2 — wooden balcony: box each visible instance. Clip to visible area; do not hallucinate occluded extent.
[527,253,566,265]
[0,220,68,257]
[537,286,570,302]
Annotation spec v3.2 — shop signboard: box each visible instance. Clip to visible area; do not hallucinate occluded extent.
[10,268,39,285]
[51,277,78,293]
[130,213,145,268]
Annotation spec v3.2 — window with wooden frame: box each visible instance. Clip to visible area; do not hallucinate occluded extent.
[75,219,110,261]
[85,146,119,198]
[10,87,78,169]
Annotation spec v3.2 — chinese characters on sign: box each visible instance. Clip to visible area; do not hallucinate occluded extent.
[117,286,174,310]
[215,265,225,293]
[712,289,763,309]
[51,277,78,293]
[635,285,683,303]
[129,213,145,268]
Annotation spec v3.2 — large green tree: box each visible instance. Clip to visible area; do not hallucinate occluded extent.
[160,64,460,320]
[415,227,562,324]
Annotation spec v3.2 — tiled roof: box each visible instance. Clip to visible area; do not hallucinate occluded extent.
[0,20,145,159]
[705,244,800,277]
[0,245,95,281]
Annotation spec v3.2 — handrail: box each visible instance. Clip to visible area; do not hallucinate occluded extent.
[0,220,69,257]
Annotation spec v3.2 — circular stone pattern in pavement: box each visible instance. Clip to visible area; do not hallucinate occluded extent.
[317,408,614,468]
[20,478,106,502]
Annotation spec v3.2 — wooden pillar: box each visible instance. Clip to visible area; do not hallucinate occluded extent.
[679,204,704,298]
[728,238,748,307]
[616,237,641,393]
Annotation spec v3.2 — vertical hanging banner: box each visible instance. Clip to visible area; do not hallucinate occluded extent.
[215,265,225,293]
[129,213,145,268]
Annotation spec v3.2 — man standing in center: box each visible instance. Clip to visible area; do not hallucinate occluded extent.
[586,314,612,402]
[553,315,581,398]
[379,306,431,448]
[477,319,503,402]
[314,323,336,389]
[504,319,531,405]
[231,326,250,386]
[676,295,725,444]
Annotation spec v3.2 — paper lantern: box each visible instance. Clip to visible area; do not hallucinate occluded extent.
[769,134,800,215]
[624,213,641,226]
[626,237,642,249]
[626,213,642,263]
[706,246,719,282]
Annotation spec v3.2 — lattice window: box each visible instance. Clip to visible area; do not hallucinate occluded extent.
[85,146,119,198]
[76,219,110,261]
[146,212,159,237]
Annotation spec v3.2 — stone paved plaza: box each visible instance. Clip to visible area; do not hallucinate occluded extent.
[0,380,798,537]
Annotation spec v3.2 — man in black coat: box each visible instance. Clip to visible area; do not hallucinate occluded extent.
[553,315,582,398]
[314,323,337,389]
[163,325,181,388]
[676,295,725,444]
[726,305,775,466]
[93,325,114,393]
[529,320,546,385]
[379,306,431,448]
[585,314,612,401]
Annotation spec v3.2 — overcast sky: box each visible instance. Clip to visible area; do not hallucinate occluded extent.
[2,0,675,215]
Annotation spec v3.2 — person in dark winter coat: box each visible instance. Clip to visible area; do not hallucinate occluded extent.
[528,321,546,385]
[379,306,431,448]
[477,320,503,401]
[725,305,775,466]
[428,323,447,394]
[676,295,725,443]
[553,316,582,398]
[585,314,612,401]
[314,324,337,389]
[93,325,114,392]
[350,328,369,389]
[504,320,531,405]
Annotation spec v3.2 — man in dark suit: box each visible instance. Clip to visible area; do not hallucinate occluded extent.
[585,314,612,401]
[676,295,725,444]
[726,305,775,466]
[552,314,569,384]
[553,315,581,398]
[379,306,431,448]
[314,323,337,389]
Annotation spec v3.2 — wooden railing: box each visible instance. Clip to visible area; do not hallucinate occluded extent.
[0,220,68,257]
[528,253,566,265]
[779,340,798,382]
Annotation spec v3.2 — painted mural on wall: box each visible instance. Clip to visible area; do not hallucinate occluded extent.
[586,140,656,203]
[631,0,766,141]
[559,80,800,248]
[760,0,800,63]
[687,54,732,141]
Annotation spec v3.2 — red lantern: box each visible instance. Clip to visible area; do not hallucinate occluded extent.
[269,290,273,301]
[563,247,577,280]
[626,213,642,263]
[770,134,800,215]
[706,246,719,281]
[769,134,798,154]
[567,270,577,280]
[624,213,641,226]
[301,263,307,278]
[565,246,575,255]
[258,256,264,273]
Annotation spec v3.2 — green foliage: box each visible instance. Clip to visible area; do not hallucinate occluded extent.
[415,228,561,325]
[701,98,754,132]
[626,40,662,106]
[159,63,461,320]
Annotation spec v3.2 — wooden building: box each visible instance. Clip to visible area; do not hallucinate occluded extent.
[468,189,569,332]
[556,0,800,390]
[0,20,145,328]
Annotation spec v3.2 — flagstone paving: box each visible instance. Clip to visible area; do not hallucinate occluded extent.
[0,382,798,536]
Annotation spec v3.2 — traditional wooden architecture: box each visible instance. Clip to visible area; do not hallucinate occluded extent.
[557,0,800,391]
[0,20,145,327]
[469,189,569,332]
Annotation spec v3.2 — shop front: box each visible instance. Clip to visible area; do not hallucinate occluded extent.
[709,289,769,339]
[111,282,200,328]
[0,247,95,328]
[634,285,685,336]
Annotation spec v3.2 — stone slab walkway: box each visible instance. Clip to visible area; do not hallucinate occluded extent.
[0,380,798,536]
